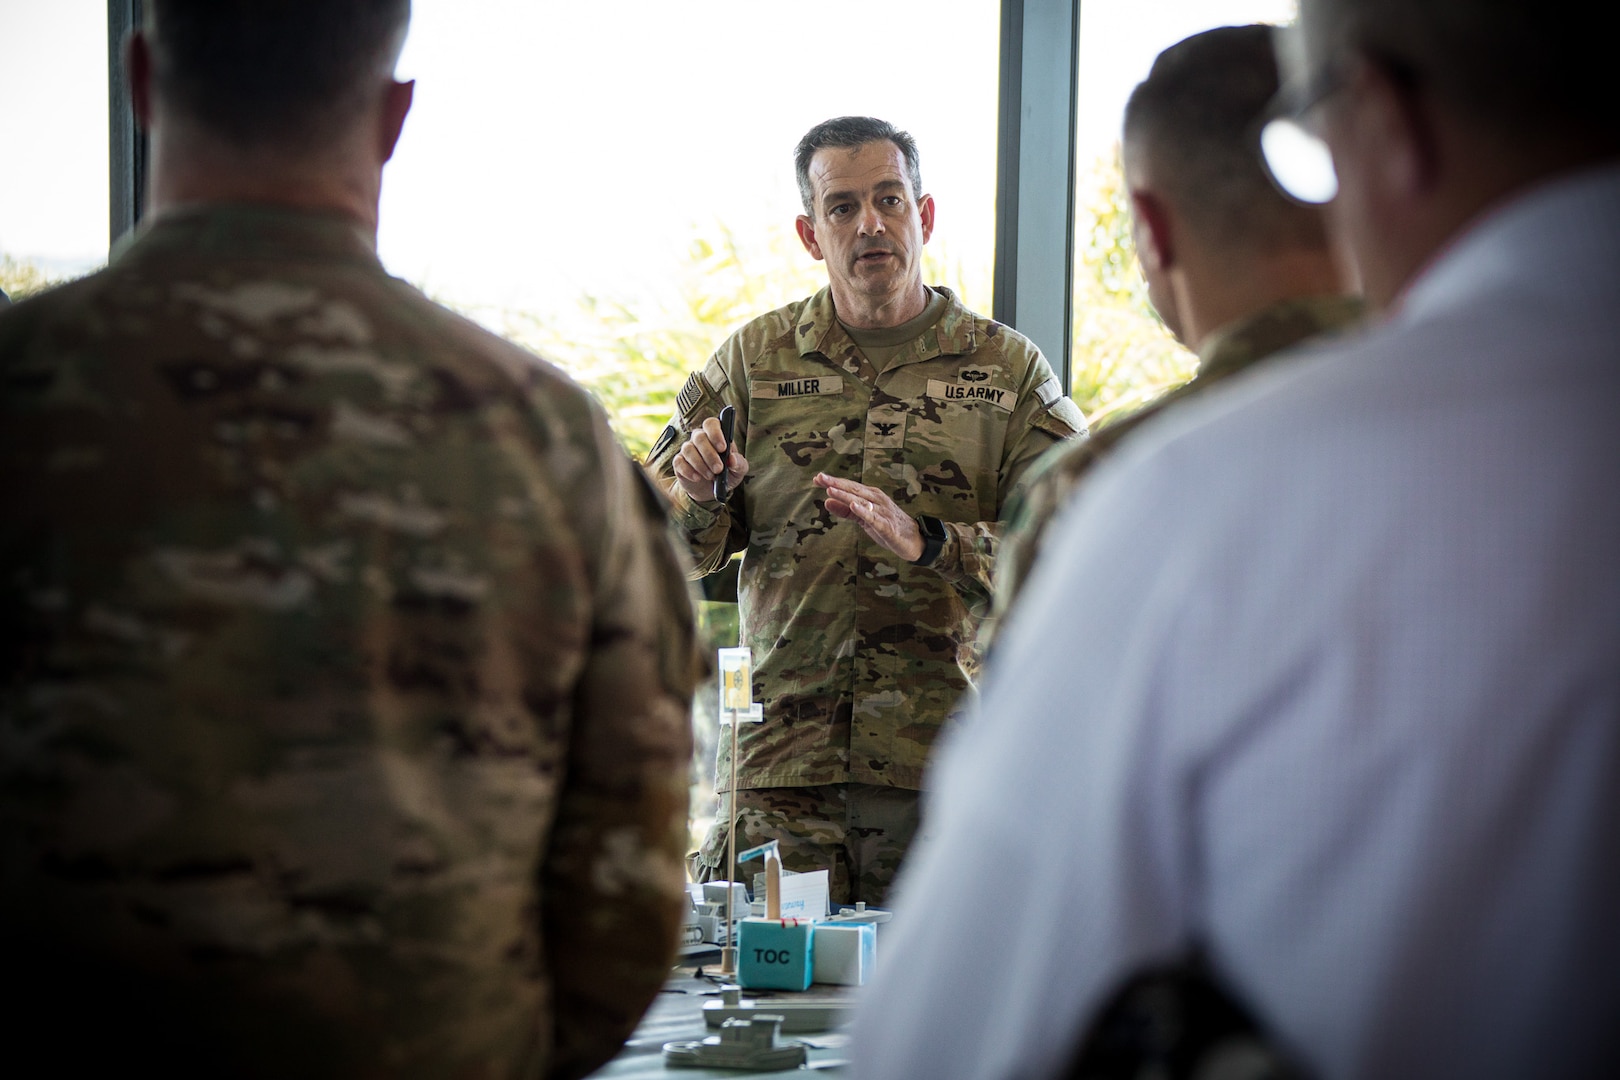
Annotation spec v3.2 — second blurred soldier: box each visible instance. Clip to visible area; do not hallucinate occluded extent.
[994,24,1361,631]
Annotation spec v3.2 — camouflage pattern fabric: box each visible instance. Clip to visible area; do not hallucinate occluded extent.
[0,204,701,1079]
[645,286,1085,793]
[993,295,1365,638]
[691,784,920,907]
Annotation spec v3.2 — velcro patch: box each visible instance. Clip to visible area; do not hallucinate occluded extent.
[926,378,1014,412]
[645,423,680,465]
[750,375,845,399]
[702,356,729,392]
[1033,377,1062,407]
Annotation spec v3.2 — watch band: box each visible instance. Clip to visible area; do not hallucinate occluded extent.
[911,514,947,567]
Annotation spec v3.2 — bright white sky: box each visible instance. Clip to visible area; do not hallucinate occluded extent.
[0,0,1293,311]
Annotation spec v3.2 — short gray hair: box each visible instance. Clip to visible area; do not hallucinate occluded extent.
[794,117,923,217]
[1297,0,1616,137]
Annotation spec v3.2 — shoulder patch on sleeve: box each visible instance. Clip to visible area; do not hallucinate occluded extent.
[645,423,680,466]
[1033,377,1062,407]
[1034,396,1088,440]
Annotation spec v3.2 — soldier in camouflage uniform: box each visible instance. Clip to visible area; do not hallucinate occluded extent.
[646,117,1085,905]
[0,3,698,1077]
[994,26,1363,635]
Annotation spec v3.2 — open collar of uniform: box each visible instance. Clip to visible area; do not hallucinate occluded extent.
[794,287,875,384]
[112,203,385,272]
[795,286,850,359]
[903,286,982,368]
[794,285,984,375]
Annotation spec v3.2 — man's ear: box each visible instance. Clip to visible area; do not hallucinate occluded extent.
[1352,56,1439,202]
[378,79,414,164]
[795,214,824,261]
[126,29,154,130]
[1129,189,1175,271]
[918,193,936,244]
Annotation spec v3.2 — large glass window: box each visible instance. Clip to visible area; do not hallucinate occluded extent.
[382,0,1000,455]
[0,0,108,300]
[1070,0,1297,424]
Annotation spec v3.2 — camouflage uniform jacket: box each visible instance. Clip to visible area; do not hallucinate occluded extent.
[646,286,1084,791]
[0,205,700,1079]
[994,294,1364,630]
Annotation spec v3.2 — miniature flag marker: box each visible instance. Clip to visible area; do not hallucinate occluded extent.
[716,647,756,978]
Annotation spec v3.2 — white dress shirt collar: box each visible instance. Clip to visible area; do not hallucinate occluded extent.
[1397,160,1620,325]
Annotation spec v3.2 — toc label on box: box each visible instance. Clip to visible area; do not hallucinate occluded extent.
[737,917,814,992]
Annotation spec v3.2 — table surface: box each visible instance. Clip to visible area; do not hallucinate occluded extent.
[587,963,854,1078]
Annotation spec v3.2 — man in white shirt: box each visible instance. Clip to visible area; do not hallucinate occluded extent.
[851,1,1620,1078]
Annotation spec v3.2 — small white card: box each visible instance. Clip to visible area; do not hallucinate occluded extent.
[718,703,764,725]
[776,869,830,922]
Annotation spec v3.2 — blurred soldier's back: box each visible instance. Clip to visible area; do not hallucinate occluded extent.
[0,3,698,1077]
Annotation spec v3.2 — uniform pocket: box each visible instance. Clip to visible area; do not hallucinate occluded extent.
[695,812,731,876]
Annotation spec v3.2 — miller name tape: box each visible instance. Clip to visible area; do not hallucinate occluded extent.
[751,376,845,399]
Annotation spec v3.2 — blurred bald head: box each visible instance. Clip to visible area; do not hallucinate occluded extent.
[1295,0,1618,143]
[1291,0,1619,308]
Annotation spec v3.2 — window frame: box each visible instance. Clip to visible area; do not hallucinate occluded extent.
[993,0,1082,391]
[108,0,146,246]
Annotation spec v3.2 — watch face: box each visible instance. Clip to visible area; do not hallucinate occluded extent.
[913,515,946,566]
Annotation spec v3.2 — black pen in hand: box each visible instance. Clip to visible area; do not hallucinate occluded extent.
[712,405,736,503]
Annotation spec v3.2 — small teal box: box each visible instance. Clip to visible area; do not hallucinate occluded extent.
[736,917,814,991]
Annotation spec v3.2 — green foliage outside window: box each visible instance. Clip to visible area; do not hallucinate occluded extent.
[1071,149,1198,430]
[1,253,65,302]
[498,224,993,460]
[502,149,1195,455]
[3,150,1189,445]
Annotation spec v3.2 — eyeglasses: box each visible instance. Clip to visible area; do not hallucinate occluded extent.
[1259,66,1344,205]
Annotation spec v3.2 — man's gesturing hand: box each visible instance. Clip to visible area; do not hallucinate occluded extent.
[671,416,749,504]
[815,473,924,562]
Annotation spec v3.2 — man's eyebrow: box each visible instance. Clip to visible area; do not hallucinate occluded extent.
[820,179,908,207]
